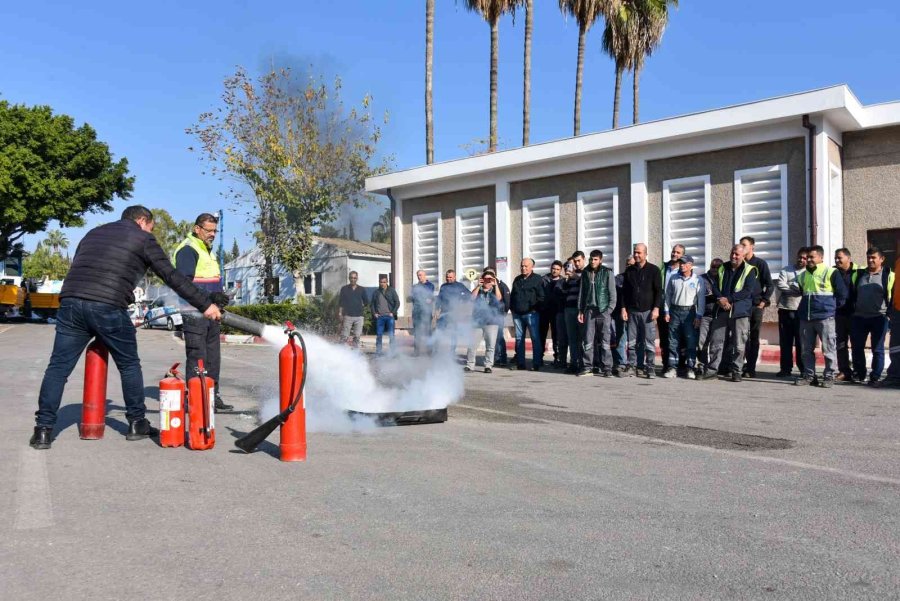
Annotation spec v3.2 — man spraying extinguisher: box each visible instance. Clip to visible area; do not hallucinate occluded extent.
[174,212,232,413]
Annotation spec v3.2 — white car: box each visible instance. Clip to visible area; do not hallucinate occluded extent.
[142,298,183,331]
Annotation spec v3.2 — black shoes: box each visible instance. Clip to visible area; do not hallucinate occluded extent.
[29,427,53,450]
[701,371,719,381]
[214,397,234,413]
[484,367,493,374]
[126,418,159,441]
[731,371,742,383]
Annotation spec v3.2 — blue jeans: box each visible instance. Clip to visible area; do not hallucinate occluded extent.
[375,315,395,354]
[668,307,699,368]
[513,311,542,368]
[851,315,889,380]
[495,319,508,363]
[36,298,145,428]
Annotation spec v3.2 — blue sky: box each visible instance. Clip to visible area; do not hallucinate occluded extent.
[3,0,899,254]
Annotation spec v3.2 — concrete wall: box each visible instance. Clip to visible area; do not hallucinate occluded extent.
[401,185,496,286]
[509,165,632,272]
[647,138,807,268]
[347,256,391,289]
[843,125,900,258]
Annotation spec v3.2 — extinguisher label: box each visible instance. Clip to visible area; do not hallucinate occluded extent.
[160,389,182,411]
[209,386,215,430]
[160,411,170,431]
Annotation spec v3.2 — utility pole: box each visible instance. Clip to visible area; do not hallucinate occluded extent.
[217,209,226,286]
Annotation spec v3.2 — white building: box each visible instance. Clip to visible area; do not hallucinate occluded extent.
[224,237,391,305]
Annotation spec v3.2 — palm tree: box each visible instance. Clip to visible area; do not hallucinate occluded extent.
[44,230,68,256]
[370,207,391,243]
[425,0,435,164]
[601,1,635,129]
[464,0,521,153]
[631,0,677,124]
[522,0,533,145]
[560,0,618,136]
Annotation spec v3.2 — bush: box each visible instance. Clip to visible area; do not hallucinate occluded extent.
[222,299,323,335]
[222,294,373,337]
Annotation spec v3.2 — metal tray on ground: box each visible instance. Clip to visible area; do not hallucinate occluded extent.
[346,407,448,427]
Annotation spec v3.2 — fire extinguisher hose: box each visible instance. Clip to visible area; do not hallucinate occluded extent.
[233,329,308,454]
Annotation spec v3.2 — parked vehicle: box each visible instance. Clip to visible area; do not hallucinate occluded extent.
[142,298,182,331]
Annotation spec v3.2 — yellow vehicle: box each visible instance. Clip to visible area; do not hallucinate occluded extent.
[0,278,61,320]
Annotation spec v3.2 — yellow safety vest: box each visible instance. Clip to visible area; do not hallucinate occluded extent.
[173,235,221,283]
[717,262,757,292]
[798,264,835,296]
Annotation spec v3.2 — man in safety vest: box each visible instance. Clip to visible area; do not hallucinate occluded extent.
[174,213,232,412]
[795,245,848,388]
[833,248,859,381]
[884,252,900,387]
[702,244,761,382]
[849,247,895,386]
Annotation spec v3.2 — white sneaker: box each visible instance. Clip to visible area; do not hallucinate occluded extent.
[686,370,697,380]
[663,369,677,378]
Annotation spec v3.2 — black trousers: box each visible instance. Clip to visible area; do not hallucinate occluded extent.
[835,314,852,377]
[539,310,562,362]
[778,309,804,374]
[183,315,221,396]
[744,306,764,373]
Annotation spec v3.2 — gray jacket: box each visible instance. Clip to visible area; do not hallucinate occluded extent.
[776,265,803,311]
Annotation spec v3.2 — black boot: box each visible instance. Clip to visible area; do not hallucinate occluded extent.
[214,396,234,413]
[29,427,53,450]
[126,418,159,441]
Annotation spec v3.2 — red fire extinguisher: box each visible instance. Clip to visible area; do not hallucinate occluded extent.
[279,322,307,462]
[80,339,108,440]
[159,363,186,448]
[186,359,216,450]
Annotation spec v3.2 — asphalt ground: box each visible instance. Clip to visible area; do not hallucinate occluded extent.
[1,323,899,600]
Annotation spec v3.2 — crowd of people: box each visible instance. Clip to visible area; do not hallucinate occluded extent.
[336,236,898,389]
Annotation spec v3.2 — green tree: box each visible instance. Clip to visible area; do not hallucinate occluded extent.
[317,224,341,238]
[44,229,69,255]
[23,242,70,280]
[560,0,618,135]
[631,0,677,124]
[0,101,134,260]
[147,208,193,259]
[230,238,241,262]
[370,207,391,243]
[522,0,533,145]
[464,0,521,153]
[602,2,636,129]
[188,67,391,302]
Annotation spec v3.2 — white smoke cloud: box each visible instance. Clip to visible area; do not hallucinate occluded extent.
[258,326,465,433]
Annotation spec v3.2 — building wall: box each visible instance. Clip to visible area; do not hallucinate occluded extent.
[843,125,900,257]
[647,138,807,267]
[347,256,391,289]
[401,185,496,285]
[508,165,632,272]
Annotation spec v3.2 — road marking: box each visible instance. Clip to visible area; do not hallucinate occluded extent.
[0,325,12,334]
[456,403,900,488]
[14,448,54,530]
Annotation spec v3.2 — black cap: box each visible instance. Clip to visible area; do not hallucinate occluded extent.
[679,255,695,264]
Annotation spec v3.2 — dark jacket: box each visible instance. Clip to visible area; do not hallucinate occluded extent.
[622,262,663,312]
[746,255,774,305]
[510,272,545,314]
[409,281,435,320]
[700,269,718,317]
[562,270,582,309]
[370,286,400,317]
[60,219,211,311]
[540,274,563,314]
[710,261,761,319]
[578,265,617,313]
[835,265,859,316]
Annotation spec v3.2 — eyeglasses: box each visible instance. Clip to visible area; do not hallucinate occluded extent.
[199,227,218,234]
